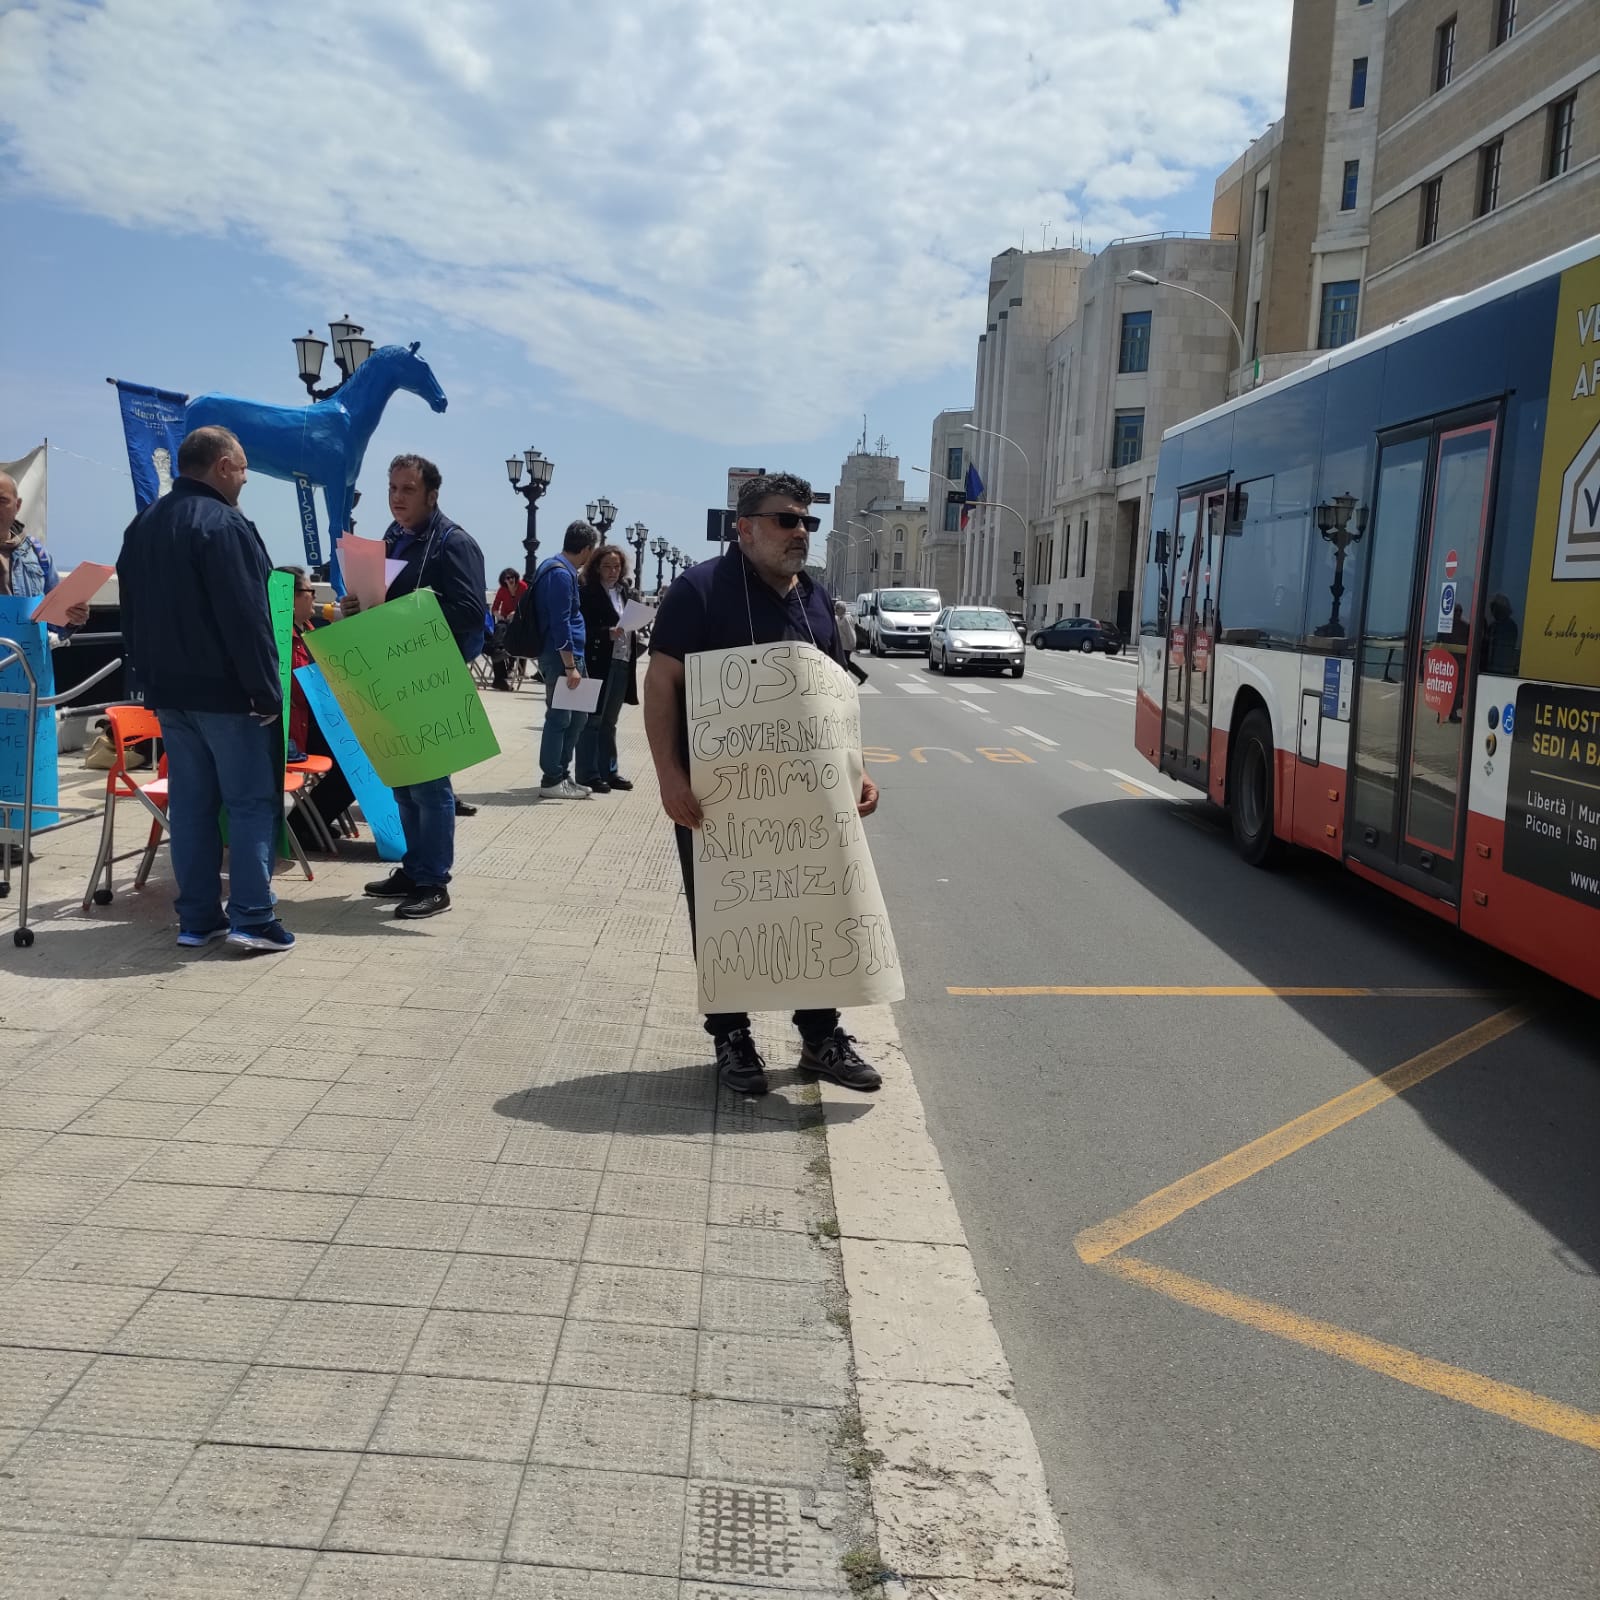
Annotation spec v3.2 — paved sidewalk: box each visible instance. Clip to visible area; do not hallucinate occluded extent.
[0,693,882,1598]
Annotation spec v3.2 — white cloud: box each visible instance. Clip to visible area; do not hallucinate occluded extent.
[1,0,1289,444]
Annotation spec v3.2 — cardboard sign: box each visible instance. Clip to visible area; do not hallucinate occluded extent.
[293,663,405,861]
[32,563,113,627]
[0,596,58,827]
[303,590,500,787]
[687,641,903,1015]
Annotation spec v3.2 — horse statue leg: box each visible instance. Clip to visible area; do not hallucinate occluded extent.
[322,481,355,597]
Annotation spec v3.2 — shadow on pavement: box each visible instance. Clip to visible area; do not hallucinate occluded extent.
[1059,796,1600,1271]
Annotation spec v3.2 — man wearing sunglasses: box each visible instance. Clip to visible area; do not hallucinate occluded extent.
[644,472,882,1098]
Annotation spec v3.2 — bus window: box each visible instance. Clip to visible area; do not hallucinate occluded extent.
[1219,476,1307,647]
[1306,357,1382,648]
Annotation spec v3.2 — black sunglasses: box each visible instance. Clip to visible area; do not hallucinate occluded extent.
[752,511,821,533]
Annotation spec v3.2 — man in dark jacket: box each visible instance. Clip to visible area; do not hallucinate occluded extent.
[345,453,488,920]
[116,425,293,953]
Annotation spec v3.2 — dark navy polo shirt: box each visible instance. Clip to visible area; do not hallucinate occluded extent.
[650,546,841,665]
[650,547,843,771]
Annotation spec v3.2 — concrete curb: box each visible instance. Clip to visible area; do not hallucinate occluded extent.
[820,1005,1074,1597]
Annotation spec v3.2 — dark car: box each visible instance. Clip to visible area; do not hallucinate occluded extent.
[1032,616,1123,654]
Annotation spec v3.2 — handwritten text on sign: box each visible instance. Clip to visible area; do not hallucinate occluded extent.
[303,590,499,787]
[688,642,903,1015]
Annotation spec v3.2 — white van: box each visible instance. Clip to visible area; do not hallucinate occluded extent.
[863,588,942,655]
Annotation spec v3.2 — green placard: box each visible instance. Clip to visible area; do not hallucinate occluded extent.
[269,570,294,858]
[303,590,500,786]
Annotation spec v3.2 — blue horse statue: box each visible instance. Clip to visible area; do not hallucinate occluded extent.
[185,342,448,582]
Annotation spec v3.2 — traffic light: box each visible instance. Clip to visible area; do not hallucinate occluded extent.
[1015,577,1024,596]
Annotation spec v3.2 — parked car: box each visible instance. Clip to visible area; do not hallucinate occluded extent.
[866,588,941,655]
[928,606,1026,677]
[1032,616,1123,654]
[1005,611,1027,637]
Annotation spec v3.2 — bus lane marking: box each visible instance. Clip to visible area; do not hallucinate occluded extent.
[1106,767,1177,798]
[1010,726,1059,747]
[1061,1005,1600,1452]
[1072,1005,1531,1264]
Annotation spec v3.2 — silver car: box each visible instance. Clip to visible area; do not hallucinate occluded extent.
[928,606,1026,677]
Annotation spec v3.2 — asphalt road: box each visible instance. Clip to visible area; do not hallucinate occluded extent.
[855,643,1599,1600]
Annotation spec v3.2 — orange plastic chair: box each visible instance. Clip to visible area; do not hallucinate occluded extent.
[82,705,169,908]
[286,754,339,855]
[84,706,316,909]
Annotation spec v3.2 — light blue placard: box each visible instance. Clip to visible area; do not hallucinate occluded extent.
[0,595,59,829]
[294,662,405,861]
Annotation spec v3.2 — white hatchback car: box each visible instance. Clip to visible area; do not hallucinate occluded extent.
[928,606,1026,677]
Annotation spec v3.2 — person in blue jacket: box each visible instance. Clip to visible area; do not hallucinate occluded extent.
[116,426,293,954]
[532,519,599,798]
[342,453,488,920]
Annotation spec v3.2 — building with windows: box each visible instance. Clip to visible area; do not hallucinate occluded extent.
[918,409,970,597]
[1212,0,1389,382]
[1362,0,1598,328]
[961,246,1094,605]
[822,443,925,600]
[1027,235,1238,636]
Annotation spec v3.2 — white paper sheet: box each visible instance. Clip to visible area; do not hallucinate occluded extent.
[687,641,903,1015]
[551,675,603,712]
[384,558,408,591]
[619,598,656,631]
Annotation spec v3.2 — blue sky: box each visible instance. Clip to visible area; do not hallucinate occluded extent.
[0,0,1289,578]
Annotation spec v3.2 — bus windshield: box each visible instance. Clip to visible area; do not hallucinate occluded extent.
[879,590,940,612]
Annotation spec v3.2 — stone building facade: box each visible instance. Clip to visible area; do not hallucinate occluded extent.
[960,247,1093,605]
[1363,0,1599,328]
[823,446,925,601]
[1026,236,1238,636]
[919,409,970,597]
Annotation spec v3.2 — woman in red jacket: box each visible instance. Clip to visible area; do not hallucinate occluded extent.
[489,567,527,690]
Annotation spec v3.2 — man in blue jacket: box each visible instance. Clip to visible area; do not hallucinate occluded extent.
[346,454,488,919]
[116,426,292,953]
[533,519,598,798]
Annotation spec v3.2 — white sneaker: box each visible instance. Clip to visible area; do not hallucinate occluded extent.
[538,782,570,798]
[560,779,592,799]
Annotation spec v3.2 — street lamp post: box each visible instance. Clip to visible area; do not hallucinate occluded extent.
[587,498,618,537]
[506,448,555,581]
[669,548,686,581]
[625,523,649,592]
[963,423,1032,607]
[292,315,375,402]
[846,519,879,598]
[1126,269,1246,374]
[650,536,669,593]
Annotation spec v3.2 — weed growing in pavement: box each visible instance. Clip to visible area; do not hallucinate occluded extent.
[841,1542,886,1594]
[827,1306,851,1334]
[806,1152,831,1179]
[814,1216,840,1240]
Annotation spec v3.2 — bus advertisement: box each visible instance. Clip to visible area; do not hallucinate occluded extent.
[1135,236,1600,1000]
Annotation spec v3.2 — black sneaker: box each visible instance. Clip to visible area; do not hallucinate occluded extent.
[799,1029,882,1092]
[396,886,451,919]
[715,1028,769,1096]
[607,776,634,791]
[365,868,417,898]
[454,799,478,817]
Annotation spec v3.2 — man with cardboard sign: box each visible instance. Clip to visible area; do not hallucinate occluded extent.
[645,471,901,1098]
[316,453,494,918]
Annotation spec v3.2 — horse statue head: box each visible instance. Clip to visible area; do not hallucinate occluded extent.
[353,341,448,415]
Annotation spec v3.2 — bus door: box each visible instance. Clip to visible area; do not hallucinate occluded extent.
[1161,484,1227,789]
[1347,414,1498,901]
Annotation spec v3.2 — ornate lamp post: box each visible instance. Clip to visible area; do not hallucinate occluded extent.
[669,548,686,581]
[506,448,555,581]
[586,497,618,537]
[650,536,669,593]
[625,523,649,591]
[292,316,375,401]
[1313,492,1368,637]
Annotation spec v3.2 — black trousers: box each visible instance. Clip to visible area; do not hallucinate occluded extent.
[674,823,839,1044]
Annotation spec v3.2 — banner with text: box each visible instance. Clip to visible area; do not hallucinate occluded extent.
[0,596,59,829]
[687,641,902,1015]
[113,381,187,511]
[294,663,406,860]
[303,590,499,786]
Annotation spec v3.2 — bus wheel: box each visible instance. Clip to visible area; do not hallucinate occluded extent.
[1229,709,1280,868]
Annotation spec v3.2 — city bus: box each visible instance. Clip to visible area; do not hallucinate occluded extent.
[1135,234,1600,1000]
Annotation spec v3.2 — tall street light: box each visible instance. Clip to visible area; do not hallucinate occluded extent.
[625,522,649,591]
[963,423,1033,607]
[587,497,618,537]
[506,448,555,581]
[651,536,670,593]
[293,315,375,401]
[1126,269,1246,372]
[669,547,686,581]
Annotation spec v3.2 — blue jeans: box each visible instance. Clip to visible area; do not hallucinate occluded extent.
[538,653,589,786]
[393,776,454,886]
[575,658,627,783]
[158,707,279,934]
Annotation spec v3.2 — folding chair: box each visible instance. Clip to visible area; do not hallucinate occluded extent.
[82,705,169,909]
[286,754,339,855]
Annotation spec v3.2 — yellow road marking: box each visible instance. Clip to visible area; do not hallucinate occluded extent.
[1073,1005,1530,1264]
[1102,1254,1600,1452]
[948,985,1511,998]
[1116,781,1147,797]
